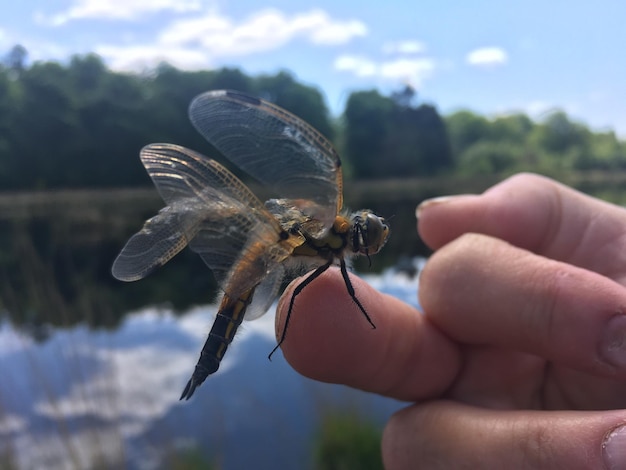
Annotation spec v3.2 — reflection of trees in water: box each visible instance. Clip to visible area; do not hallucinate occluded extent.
[0,193,217,332]
[4,172,624,334]
[0,190,428,333]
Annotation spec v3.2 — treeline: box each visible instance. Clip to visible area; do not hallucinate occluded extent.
[447,110,626,176]
[1,45,625,190]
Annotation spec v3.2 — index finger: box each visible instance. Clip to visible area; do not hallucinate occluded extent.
[275,267,460,402]
[417,173,626,280]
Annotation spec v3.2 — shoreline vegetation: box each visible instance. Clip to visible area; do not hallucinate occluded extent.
[1,170,624,331]
[3,168,626,219]
[2,49,625,195]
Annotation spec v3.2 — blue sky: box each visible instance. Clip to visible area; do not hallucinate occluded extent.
[3,0,626,136]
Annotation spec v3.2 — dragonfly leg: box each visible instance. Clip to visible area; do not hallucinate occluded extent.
[339,258,376,329]
[268,260,333,360]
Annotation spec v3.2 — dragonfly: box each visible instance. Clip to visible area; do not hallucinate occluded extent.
[111,90,390,400]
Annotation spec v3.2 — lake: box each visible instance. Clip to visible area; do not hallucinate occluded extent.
[0,258,423,469]
[2,174,620,468]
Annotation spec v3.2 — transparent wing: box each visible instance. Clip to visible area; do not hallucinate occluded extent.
[112,144,294,298]
[189,89,343,237]
[111,200,204,282]
[243,264,285,321]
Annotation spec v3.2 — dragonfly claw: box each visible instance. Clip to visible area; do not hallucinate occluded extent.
[179,378,197,401]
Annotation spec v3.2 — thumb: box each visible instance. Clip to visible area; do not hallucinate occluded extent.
[382,400,626,469]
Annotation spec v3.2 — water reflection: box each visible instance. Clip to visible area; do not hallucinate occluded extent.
[0,193,425,332]
[0,260,423,469]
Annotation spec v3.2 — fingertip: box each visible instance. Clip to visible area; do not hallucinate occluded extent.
[275,267,460,400]
[416,194,484,248]
[275,268,385,379]
[416,173,564,250]
[417,173,616,256]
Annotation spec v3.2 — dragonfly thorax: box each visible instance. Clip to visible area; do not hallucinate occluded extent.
[348,210,390,257]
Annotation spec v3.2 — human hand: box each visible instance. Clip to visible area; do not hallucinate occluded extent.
[276,173,626,469]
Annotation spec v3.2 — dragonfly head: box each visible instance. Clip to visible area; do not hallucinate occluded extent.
[349,211,390,258]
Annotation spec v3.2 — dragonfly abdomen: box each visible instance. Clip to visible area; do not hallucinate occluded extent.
[180,289,255,400]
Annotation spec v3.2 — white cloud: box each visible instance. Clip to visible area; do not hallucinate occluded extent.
[334,55,435,87]
[0,414,27,434]
[334,55,377,77]
[466,47,508,67]
[382,40,426,55]
[523,100,554,117]
[335,37,434,87]
[97,8,367,72]
[32,4,368,73]
[95,44,210,72]
[299,10,367,45]
[36,0,204,26]
[160,8,367,53]
[380,58,434,81]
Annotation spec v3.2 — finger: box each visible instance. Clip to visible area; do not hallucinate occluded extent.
[275,267,461,401]
[382,400,626,470]
[416,173,626,279]
[419,233,626,380]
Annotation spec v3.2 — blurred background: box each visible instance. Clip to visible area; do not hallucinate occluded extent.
[1,1,625,468]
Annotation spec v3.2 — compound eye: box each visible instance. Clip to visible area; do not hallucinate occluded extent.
[364,214,389,254]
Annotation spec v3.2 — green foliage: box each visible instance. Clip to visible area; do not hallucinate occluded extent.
[4,44,28,76]
[587,131,626,169]
[343,88,452,179]
[343,90,394,178]
[446,110,491,159]
[0,49,332,190]
[1,44,625,190]
[313,412,383,470]
[458,140,522,175]
[446,109,626,176]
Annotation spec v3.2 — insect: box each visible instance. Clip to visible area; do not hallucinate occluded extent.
[112,90,390,400]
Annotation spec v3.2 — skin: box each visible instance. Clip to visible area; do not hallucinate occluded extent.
[275,173,626,469]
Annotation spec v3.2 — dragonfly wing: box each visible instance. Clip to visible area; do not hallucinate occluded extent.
[189,217,291,298]
[189,90,342,237]
[114,144,295,295]
[243,264,285,321]
[111,202,202,281]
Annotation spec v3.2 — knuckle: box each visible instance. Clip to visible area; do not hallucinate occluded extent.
[516,422,558,469]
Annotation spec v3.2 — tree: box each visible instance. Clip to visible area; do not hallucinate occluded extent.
[255,70,334,140]
[458,140,522,175]
[343,90,394,178]
[391,84,418,108]
[0,66,17,182]
[4,44,28,77]
[490,113,533,144]
[10,61,78,188]
[587,131,626,169]
[403,103,453,174]
[445,110,491,162]
[344,88,451,178]
[531,111,590,155]
[0,57,338,189]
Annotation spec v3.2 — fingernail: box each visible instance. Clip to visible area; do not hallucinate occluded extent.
[601,315,626,369]
[603,425,626,469]
[415,196,459,219]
